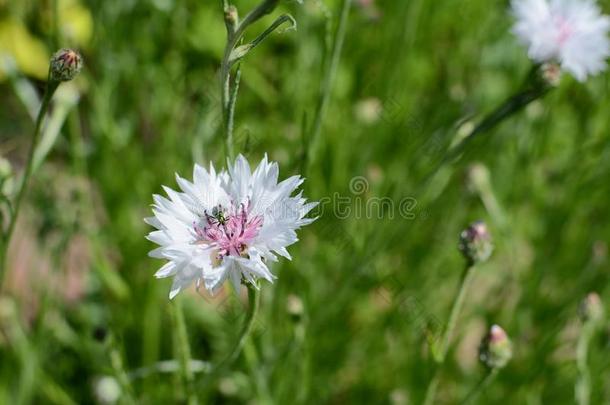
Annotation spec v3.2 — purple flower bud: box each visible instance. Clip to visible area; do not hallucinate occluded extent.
[479,324,512,369]
[50,49,82,82]
[458,221,493,265]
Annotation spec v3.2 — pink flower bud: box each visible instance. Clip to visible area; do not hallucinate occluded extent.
[50,49,83,82]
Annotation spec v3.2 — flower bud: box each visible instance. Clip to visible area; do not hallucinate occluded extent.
[286,294,304,322]
[466,163,490,194]
[458,221,493,264]
[479,324,512,369]
[579,292,604,323]
[93,376,121,404]
[540,62,561,87]
[224,6,239,31]
[49,49,82,82]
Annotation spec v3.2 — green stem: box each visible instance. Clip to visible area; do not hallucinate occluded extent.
[197,284,261,392]
[443,86,548,164]
[423,373,441,405]
[172,300,198,405]
[220,1,237,161]
[128,360,212,380]
[219,284,261,369]
[439,264,476,359]
[52,0,60,49]
[225,65,242,159]
[108,336,137,405]
[576,321,597,405]
[1,80,59,277]
[220,57,234,160]
[461,368,498,405]
[4,298,37,404]
[244,340,273,405]
[306,0,352,172]
[219,0,280,160]
[423,263,476,405]
[418,67,550,196]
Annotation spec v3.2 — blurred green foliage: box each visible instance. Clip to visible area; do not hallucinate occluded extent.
[1,0,610,403]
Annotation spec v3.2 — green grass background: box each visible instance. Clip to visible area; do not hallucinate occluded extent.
[1,0,610,403]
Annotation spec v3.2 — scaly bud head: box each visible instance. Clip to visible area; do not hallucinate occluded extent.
[458,221,493,265]
[579,292,604,323]
[479,324,513,369]
[49,49,82,82]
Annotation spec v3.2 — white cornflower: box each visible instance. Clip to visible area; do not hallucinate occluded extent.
[511,0,610,81]
[146,155,317,298]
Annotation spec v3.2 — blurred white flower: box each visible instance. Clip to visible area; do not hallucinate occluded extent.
[146,155,317,298]
[511,0,610,81]
[93,376,121,405]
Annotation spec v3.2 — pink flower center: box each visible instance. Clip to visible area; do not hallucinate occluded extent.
[194,203,263,259]
[554,16,573,45]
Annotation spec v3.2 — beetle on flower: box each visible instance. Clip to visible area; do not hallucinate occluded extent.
[146,155,317,298]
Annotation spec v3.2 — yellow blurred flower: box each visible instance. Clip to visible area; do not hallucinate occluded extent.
[58,0,93,46]
[0,19,50,80]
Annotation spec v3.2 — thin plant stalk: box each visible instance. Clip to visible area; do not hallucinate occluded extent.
[423,374,441,405]
[576,321,598,405]
[244,340,273,404]
[207,1,284,396]
[443,85,548,164]
[225,64,242,159]
[420,65,551,192]
[197,283,261,392]
[220,57,237,160]
[1,80,59,275]
[306,0,352,171]
[52,0,61,49]
[219,0,281,159]
[129,360,212,380]
[217,283,261,370]
[108,336,137,405]
[136,288,261,392]
[172,299,198,405]
[439,263,476,358]
[423,263,476,405]
[3,298,37,403]
[461,368,499,405]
